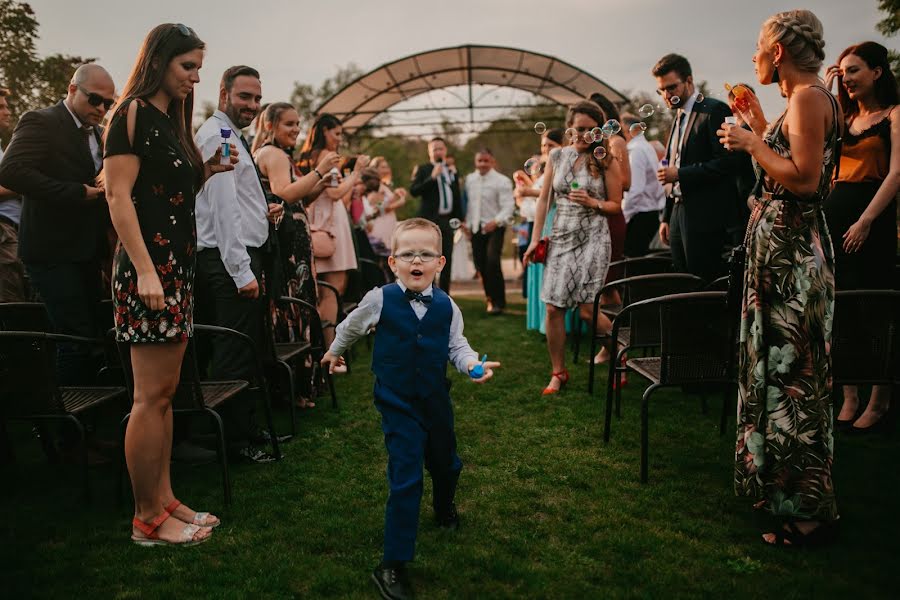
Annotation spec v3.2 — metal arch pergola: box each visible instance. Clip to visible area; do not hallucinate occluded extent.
[315,44,629,134]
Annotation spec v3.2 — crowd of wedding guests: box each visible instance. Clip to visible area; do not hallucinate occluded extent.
[0,8,896,554]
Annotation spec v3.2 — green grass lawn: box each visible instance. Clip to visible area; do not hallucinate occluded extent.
[2,297,898,599]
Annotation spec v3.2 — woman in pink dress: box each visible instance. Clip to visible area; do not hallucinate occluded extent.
[296,114,369,347]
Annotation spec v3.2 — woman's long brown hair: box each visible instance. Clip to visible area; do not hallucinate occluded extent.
[109,23,206,188]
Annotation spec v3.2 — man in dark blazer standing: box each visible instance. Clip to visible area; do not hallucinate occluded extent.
[653,54,740,282]
[410,137,463,292]
[0,64,114,383]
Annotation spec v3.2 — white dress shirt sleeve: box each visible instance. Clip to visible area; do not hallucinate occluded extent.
[448,298,479,374]
[329,287,383,357]
[494,174,516,225]
[196,130,254,289]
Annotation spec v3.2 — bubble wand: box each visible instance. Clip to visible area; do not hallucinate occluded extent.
[469,354,488,379]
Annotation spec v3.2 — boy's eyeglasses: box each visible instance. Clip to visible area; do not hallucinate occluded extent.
[395,251,440,263]
[78,86,114,110]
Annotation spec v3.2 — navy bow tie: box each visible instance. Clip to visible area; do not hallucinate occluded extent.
[404,289,432,304]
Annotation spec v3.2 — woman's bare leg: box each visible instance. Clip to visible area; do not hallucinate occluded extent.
[837,385,859,422]
[127,342,210,542]
[544,304,568,391]
[854,385,891,428]
[318,270,348,348]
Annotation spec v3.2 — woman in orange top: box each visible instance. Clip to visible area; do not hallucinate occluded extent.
[824,41,899,432]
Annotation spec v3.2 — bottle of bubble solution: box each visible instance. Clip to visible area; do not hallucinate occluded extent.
[219,128,232,165]
[329,167,340,187]
[724,83,750,113]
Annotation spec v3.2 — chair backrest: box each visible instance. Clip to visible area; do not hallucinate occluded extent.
[0,302,52,332]
[619,255,674,278]
[0,332,71,416]
[277,296,328,357]
[611,274,704,348]
[832,290,900,385]
[358,258,389,291]
[656,292,734,385]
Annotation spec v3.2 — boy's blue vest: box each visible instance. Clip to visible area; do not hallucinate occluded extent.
[372,283,452,400]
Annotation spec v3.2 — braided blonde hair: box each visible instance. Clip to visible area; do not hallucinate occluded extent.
[762,9,826,73]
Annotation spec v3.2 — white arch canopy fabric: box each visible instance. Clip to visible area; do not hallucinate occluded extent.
[316,44,629,133]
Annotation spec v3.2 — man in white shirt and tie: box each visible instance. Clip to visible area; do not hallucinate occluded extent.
[621,113,666,256]
[463,149,514,315]
[194,65,283,463]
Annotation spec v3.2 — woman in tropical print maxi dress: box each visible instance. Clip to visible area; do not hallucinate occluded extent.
[718,9,843,546]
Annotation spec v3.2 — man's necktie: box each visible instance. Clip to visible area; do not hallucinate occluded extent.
[404,289,433,304]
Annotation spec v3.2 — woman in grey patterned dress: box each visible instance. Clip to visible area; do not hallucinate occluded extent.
[524,101,624,394]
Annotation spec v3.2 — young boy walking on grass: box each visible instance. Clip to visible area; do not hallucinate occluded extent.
[322,218,499,600]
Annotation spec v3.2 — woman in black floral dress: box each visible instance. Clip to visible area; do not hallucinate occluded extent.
[253,102,340,407]
[104,23,236,547]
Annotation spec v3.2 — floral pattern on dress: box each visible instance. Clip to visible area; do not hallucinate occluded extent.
[734,87,840,521]
[105,98,198,343]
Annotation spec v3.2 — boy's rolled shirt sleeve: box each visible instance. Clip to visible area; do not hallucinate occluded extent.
[329,287,383,357]
[448,299,479,374]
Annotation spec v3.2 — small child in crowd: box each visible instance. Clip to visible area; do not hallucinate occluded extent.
[322,217,499,600]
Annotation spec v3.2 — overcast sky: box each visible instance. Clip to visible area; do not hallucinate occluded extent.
[27,0,896,130]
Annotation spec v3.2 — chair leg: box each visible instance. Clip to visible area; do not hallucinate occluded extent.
[614,348,626,419]
[326,366,337,409]
[258,386,282,460]
[0,419,15,465]
[277,360,297,437]
[206,408,231,506]
[116,413,131,507]
[641,384,661,484]
[604,363,615,444]
[66,415,91,504]
[719,389,731,436]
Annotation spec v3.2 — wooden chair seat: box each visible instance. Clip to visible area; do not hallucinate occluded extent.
[60,387,128,414]
[624,357,661,383]
[275,341,311,362]
[198,381,249,409]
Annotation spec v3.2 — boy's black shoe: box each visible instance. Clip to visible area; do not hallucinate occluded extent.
[435,503,460,530]
[371,564,414,600]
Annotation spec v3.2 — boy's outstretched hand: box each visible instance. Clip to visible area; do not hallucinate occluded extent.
[467,360,501,383]
[321,351,346,374]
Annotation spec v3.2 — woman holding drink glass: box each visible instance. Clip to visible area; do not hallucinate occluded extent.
[718,9,842,546]
[523,101,623,395]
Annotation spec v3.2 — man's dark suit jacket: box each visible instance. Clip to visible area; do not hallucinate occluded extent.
[662,97,741,234]
[0,101,106,264]
[409,162,463,222]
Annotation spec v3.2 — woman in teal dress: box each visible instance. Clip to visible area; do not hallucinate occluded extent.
[525,128,566,333]
[718,9,842,546]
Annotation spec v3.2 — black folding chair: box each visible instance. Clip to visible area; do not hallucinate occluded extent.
[588,273,704,395]
[116,324,281,507]
[572,255,676,362]
[273,296,338,428]
[603,292,736,483]
[0,331,129,502]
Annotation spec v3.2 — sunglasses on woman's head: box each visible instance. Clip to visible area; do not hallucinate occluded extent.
[175,23,196,37]
[78,86,114,110]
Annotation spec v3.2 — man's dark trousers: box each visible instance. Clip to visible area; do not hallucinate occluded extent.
[471,226,506,309]
[25,261,100,384]
[435,215,454,293]
[668,203,726,283]
[195,246,266,443]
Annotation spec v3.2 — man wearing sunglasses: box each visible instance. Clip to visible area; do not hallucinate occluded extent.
[651,53,741,282]
[0,63,115,384]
